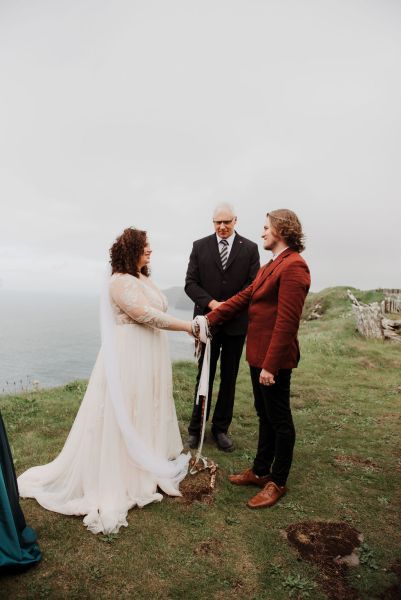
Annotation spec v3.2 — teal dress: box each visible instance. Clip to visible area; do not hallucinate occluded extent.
[0,412,42,570]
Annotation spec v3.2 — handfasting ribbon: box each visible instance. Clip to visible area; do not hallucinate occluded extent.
[190,316,212,473]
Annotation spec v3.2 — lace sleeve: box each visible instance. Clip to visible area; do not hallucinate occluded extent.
[110,275,181,330]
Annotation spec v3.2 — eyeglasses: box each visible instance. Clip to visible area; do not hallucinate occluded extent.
[213,219,234,225]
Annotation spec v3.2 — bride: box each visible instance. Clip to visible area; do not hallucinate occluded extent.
[18,227,194,534]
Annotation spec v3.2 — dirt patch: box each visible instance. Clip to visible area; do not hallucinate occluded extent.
[376,412,401,424]
[380,560,401,599]
[194,538,223,556]
[286,520,361,563]
[286,520,362,600]
[333,455,378,471]
[177,464,217,504]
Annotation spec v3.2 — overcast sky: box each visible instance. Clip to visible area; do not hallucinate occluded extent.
[1,0,400,296]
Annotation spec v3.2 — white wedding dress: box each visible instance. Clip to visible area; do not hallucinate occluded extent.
[18,273,189,534]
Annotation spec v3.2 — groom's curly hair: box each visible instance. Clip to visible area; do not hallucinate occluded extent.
[109,227,150,277]
[267,209,306,253]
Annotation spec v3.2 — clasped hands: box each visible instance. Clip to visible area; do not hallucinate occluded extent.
[187,299,224,338]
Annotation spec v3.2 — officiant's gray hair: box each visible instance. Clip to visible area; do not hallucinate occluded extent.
[213,202,236,217]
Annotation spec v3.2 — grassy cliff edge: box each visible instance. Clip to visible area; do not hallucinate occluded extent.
[1,287,400,599]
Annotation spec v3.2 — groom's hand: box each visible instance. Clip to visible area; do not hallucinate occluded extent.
[259,369,275,386]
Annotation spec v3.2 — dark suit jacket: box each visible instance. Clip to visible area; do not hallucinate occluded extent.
[207,249,311,371]
[185,232,260,336]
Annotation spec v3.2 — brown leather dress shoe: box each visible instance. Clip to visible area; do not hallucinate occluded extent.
[247,481,287,508]
[228,468,272,487]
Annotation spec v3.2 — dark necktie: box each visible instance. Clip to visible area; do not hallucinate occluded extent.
[219,239,229,270]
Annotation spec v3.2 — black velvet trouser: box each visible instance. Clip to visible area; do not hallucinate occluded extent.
[188,330,245,436]
[250,367,295,486]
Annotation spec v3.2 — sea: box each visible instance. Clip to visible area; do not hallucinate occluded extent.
[0,290,195,394]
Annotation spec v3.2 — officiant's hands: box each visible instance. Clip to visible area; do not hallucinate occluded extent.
[208,300,223,310]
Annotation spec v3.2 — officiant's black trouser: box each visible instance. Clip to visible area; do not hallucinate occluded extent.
[188,331,245,436]
[250,367,295,487]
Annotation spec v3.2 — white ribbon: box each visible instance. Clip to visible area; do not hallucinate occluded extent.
[191,316,211,469]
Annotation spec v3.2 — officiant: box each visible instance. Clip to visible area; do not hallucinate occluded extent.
[185,203,260,452]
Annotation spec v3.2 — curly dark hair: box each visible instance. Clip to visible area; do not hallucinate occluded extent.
[267,209,305,253]
[109,227,150,277]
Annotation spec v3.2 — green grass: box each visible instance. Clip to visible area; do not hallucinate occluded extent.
[1,287,401,599]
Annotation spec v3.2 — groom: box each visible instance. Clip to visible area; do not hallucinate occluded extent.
[207,209,310,507]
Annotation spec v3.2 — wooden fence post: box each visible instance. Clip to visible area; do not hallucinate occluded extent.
[347,290,384,339]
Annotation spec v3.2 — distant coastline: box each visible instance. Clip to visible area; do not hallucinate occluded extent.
[0,288,194,394]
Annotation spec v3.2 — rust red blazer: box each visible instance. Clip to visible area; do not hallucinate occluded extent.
[207,249,311,374]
